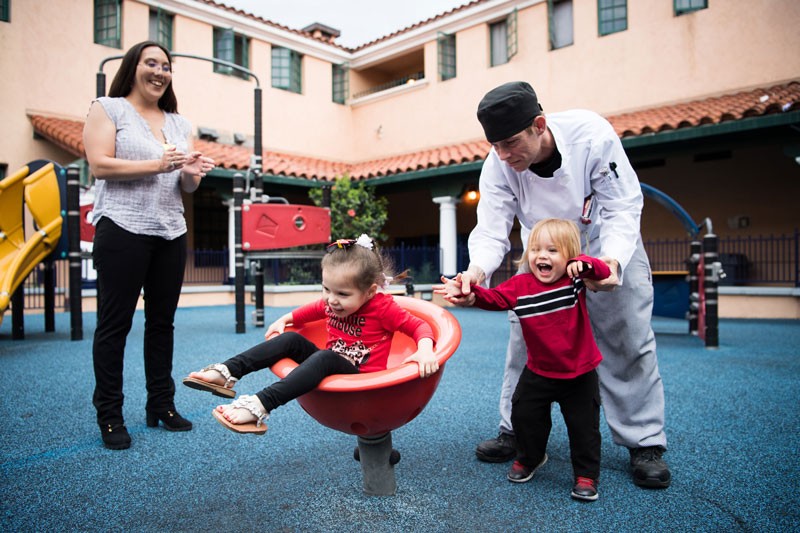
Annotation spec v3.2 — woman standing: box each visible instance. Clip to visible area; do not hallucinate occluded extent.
[83,41,215,450]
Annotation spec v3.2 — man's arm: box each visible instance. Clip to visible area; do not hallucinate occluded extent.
[588,116,644,277]
[467,152,518,280]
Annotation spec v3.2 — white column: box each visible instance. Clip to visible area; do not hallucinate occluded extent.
[432,196,460,277]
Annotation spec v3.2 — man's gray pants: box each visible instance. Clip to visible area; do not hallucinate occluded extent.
[496,238,667,450]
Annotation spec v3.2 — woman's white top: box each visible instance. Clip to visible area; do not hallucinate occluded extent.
[90,96,192,240]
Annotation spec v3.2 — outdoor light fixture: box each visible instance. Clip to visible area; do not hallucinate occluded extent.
[198,127,219,141]
[464,186,479,203]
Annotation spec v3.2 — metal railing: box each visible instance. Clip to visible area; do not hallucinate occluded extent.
[186,249,230,285]
[11,230,799,313]
[644,230,799,286]
[351,72,425,99]
[13,250,229,314]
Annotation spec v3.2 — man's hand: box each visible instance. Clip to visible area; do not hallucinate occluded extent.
[582,256,620,292]
[433,273,476,306]
[432,266,485,306]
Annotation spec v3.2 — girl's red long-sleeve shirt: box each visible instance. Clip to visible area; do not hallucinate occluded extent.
[471,255,611,379]
[291,292,434,373]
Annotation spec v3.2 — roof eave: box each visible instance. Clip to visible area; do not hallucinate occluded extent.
[621,111,800,149]
[362,161,485,186]
[208,167,325,188]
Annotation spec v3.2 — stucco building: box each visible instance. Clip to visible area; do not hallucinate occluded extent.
[2,0,799,299]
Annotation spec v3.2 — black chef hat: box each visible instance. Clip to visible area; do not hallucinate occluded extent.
[477,81,543,143]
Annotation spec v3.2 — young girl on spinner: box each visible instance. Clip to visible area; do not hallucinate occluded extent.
[438,218,612,502]
[184,234,439,434]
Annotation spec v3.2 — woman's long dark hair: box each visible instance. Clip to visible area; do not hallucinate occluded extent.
[108,40,178,113]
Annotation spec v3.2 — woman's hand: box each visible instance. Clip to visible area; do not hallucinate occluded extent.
[161,145,190,173]
[181,151,215,177]
[179,151,215,192]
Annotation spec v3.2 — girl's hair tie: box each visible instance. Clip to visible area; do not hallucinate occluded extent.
[355,234,374,250]
[326,234,374,253]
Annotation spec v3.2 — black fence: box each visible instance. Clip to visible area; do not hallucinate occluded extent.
[11,230,799,313]
[645,230,799,286]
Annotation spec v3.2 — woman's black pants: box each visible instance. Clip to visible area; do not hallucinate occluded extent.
[92,218,186,425]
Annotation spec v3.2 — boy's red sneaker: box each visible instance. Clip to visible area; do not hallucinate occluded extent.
[506,454,548,483]
[571,476,599,501]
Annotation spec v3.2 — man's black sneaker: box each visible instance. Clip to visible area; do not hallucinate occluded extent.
[571,476,599,501]
[630,446,671,488]
[476,432,517,463]
[507,454,547,483]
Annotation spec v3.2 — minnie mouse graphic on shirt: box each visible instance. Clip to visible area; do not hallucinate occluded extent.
[330,339,372,367]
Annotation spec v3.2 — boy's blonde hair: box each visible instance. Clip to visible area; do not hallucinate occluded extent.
[517,218,582,273]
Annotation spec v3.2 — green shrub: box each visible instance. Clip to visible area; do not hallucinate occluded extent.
[308,175,388,242]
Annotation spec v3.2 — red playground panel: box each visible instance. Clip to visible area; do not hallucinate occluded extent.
[242,203,330,251]
[79,204,95,242]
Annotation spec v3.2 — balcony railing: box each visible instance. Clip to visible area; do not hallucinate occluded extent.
[351,72,425,99]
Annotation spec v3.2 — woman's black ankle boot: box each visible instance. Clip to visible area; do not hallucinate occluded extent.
[100,424,131,450]
[146,410,193,431]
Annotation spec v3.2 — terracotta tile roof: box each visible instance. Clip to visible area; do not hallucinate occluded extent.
[197,0,351,50]
[610,81,800,138]
[350,1,488,51]
[30,114,86,156]
[26,114,490,181]
[27,81,800,182]
[202,0,489,51]
[349,141,490,179]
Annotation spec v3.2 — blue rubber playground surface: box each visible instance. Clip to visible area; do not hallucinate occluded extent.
[1,304,798,532]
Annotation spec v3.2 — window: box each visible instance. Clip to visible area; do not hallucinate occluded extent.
[489,9,517,67]
[0,0,9,23]
[675,0,708,15]
[332,63,348,104]
[213,27,250,80]
[437,32,456,81]
[549,0,574,50]
[598,0,627,35]
[272,46,302,94]
[94,0,121,48]
[149,8,173,50]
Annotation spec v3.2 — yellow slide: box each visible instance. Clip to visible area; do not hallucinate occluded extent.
[0,163,63,326]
